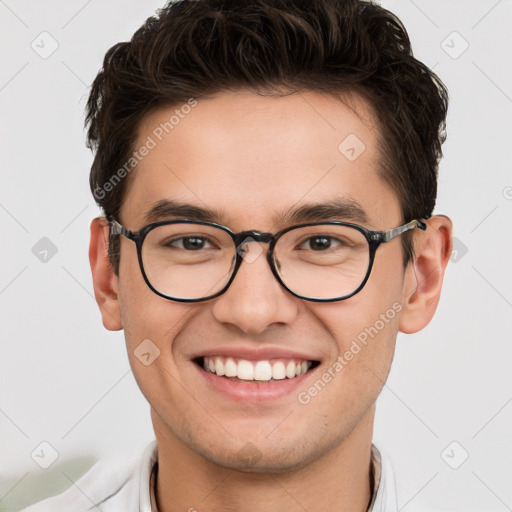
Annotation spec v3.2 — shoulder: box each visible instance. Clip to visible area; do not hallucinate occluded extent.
[19,440,157,512]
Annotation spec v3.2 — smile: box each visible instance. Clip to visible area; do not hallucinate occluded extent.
[199,356,319,382]
[192,349,321,402]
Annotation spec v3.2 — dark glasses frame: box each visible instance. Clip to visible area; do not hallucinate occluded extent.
[109,218,427,303]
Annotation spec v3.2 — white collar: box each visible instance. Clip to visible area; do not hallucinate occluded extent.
[139,440,158,512]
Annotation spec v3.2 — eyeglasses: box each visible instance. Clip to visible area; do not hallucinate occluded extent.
[109,218,426,303]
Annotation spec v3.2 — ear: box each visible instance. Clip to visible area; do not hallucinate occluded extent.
[399,215,453,334]
[89,216,123,331]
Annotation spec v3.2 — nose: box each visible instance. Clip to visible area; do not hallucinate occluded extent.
[211,241,299,334]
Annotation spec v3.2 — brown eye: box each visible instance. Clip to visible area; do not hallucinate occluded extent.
[299,236,344,251]
[165,236,214,250]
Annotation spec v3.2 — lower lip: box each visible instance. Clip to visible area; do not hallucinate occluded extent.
[196,363,318,403]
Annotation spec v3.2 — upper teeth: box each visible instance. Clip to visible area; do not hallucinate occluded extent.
[203,356,312,381]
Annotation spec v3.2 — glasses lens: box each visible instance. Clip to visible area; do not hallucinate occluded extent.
[141,223,236,300]
[139,222,370,302]
[273,224,370,300]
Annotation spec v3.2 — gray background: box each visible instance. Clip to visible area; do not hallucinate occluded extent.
[1,0,511,510]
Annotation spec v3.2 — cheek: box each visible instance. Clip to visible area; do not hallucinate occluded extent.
[299,301,400,436]
[120,292,190,358]
[116,247,194,377]
[117,242,168,337]
[309,254,405,381]
[118,294,196,416]
[318,299,400,371]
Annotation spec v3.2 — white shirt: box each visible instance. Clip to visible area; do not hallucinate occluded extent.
[20,440,398,511]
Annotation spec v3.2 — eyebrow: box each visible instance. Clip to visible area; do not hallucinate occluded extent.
[275,198,369,226]
[142,197,369,228]
[143,199,224,224]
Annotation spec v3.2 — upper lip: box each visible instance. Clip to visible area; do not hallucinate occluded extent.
[190,346,321,362]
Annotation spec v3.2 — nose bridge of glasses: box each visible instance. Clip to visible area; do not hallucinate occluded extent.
[233,230,273,248]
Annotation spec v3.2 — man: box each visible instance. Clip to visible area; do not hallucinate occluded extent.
[22,0,452,510]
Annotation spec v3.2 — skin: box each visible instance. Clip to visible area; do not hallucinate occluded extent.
[89,89,452,512]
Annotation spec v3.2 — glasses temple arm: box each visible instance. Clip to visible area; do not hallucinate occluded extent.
[382,219,427,242]
[109,219,133,239]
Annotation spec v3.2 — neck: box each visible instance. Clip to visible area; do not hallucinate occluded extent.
[151,405,375,512]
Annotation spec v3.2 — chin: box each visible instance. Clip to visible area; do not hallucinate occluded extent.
[195,434,337,474]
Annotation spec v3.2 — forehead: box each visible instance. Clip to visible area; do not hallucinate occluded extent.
[121,89,401,229]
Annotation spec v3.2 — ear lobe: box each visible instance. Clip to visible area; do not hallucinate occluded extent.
[399,215,453,334]
[89,217,123,331]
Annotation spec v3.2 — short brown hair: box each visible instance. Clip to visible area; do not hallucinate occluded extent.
[86,0,448,274]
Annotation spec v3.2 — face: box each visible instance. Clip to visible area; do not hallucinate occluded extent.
[106,90,413,472]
